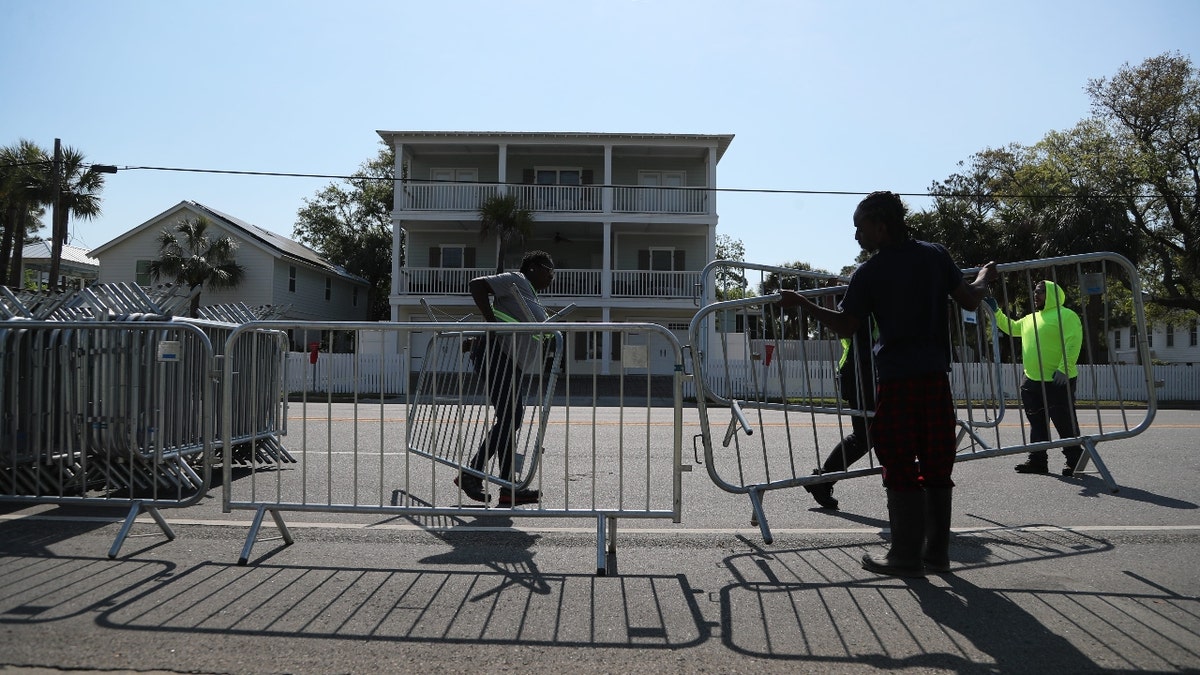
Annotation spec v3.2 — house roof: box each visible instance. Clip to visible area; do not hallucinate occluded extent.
[20,241,99,267]
[91,201,368,285]
[376,130,736,162]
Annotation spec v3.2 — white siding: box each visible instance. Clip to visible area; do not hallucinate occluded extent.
[94,204,368,321]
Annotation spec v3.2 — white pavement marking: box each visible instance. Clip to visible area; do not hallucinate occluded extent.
[3,512,1200,536]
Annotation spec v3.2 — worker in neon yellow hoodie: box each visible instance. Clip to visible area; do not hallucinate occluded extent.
[984,280,1084,476]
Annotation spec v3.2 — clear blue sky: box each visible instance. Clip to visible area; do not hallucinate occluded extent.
[2,0,1196,273]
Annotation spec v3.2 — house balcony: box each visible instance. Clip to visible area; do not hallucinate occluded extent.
[396,268,702,300]
[399,183,709,215]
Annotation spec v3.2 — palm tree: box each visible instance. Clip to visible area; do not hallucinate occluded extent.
[478,193,534,274]
[44,141,106,290]
[0,140,50,286]
[147,216,247,317]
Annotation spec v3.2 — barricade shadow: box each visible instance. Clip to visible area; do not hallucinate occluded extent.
[715,523,1200,671]
[1069,475,1198,509]
[0,551,175,624]
[82,558,709,649]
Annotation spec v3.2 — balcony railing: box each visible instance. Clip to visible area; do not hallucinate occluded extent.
[399,183,708,214]
[397,268,700,299]
[611,270,700,298]
[401,183,500,211]
[613,186,707,214]
[508,184,602,212]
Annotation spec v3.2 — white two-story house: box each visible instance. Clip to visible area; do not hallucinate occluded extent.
[92,200,370,342]
[377,130,734,375]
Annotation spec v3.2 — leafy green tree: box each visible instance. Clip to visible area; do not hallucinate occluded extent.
[478,193,533,274]
[713,233,748,300]
[147,216,247,317]
[294,143,395,320]
[1085,51,1200,313]
[759,260,834,340]
[0,140,49,285]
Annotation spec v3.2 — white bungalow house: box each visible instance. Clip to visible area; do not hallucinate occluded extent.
[378,130,734,375]
[1111,317,1200,365]
[91,200,370,339]
[18,241,99,290]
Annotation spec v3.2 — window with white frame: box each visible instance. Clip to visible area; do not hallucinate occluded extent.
[536,167,582,185]
[430,168,478,182]
[439,245,465,268]
[1167,322,1175,347]
[325,278,332,301]
[1114,330,1121,349]
[638,170,686,210]
[649,247,676,271]
[1191,319,1198,347]
[288,266,296,292]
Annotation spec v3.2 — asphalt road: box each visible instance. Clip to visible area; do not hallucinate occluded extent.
[2,408,1198,674]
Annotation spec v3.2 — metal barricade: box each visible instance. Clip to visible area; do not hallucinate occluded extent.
[1,283,294,558]
[221,320,685,575]
[0,320,216,557]
[690,253,1156,543]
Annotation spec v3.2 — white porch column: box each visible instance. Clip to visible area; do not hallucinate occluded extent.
[498,144,508,193]
[706,143,717,215]
[601,306,612,376]
[602,144,613,212]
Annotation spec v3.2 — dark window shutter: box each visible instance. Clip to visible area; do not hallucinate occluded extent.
[674,250,685,271]
[465,247,476,268]
[573,332,586,361]
[581,169,594,184]
[611,332,621,361]
[638,250,650,270]
[428,248,439,267]
[522,169,535,184]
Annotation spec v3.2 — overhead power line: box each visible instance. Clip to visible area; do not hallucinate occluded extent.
[0,160,1167,200]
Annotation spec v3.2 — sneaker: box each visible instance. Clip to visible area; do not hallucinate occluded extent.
[1014,459,1049,474]
[803,469,839,510]
[498,487,540,506]
[804,481,839,510]
[453,475,490,503]
[1063,451,1082,477]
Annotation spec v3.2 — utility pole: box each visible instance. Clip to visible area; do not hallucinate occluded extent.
[47,137,64,292]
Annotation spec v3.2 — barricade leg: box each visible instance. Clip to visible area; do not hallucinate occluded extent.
[748,487,772,544]
[239,504,293,565]
[1075,438,1119,493]
[108,501,176,559]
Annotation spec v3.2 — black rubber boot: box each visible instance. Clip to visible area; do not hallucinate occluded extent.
[922,487,953,574]
[862,489,926,578]
[1014,451,1049,474]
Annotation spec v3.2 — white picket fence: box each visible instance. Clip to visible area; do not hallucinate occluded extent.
[284,351,1200,403]
[286,352,408,395]
[684,359,1200,404]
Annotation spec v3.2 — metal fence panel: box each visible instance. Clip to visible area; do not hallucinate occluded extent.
[689,253,1157,542]
[0,320,216,556]
[221,320,685,575]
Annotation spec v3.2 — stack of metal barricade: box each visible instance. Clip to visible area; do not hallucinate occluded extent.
[0,283,292,508]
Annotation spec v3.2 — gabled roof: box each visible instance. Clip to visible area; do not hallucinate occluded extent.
[91,200,368,285]
[21,241,99,267]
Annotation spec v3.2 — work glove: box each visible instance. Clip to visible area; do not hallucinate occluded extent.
[1052,371,1069,386]
[982,296,998,312]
